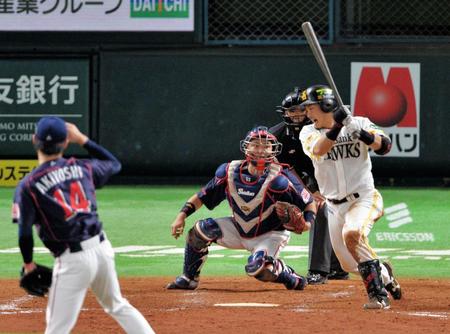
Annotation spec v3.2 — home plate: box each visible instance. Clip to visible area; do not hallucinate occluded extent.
[214,303,279,307]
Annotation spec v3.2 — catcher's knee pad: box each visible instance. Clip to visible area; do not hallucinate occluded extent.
[187,218,222,250]
[245,251,281,282]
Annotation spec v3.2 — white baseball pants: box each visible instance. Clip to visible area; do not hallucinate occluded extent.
[326,189,392,285]
[45,234,154,334]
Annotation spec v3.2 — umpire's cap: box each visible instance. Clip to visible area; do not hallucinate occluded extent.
[35,116,67,144]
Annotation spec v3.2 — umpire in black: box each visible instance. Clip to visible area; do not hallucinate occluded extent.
[270,87,349,284]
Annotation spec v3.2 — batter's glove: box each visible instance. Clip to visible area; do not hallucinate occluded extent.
[333,105,352,126]
[19,264,53,297]
[275,202,308,234]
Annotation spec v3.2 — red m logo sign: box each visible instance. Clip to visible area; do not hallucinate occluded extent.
[354,67,417,127]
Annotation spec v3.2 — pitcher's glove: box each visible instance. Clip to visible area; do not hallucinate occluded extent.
[275,202,307,234]
[20,264,52,297]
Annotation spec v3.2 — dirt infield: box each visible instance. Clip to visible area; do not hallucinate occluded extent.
[0,277,449,333]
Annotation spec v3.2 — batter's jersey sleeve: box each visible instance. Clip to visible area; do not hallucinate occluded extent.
[299,125,325,163]
[358,116,388,137]
[197,163,228,210]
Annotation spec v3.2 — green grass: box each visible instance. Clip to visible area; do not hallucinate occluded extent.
[1,186,449,279]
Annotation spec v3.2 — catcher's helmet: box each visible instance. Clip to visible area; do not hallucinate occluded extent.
[240,126,282,172]
[300,85,338,113]
[275,87,308,125]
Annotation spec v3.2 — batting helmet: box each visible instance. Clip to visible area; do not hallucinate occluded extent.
[300,85,338,113]
[240,126,282,172]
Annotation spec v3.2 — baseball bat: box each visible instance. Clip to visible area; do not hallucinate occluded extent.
[301,22,344,107]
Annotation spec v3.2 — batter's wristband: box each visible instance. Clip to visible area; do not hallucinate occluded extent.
[359,129,375,145]
[325,123,343,141]
[303,211,316,224]
[180,202,196,217]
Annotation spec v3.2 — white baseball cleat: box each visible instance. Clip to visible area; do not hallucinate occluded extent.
[363,296,391,310]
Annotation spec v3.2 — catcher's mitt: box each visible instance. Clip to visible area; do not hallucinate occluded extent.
[275,201,308,234]
[20,264,53,297]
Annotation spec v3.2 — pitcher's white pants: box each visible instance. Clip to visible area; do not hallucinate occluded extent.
[326,189,391,285]
[45,235,154,334]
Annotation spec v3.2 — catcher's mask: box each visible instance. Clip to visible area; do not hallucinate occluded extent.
[240,126,282,172]
[275,87,309,126]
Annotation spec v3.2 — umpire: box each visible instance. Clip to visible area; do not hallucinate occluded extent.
[270,87,349,284]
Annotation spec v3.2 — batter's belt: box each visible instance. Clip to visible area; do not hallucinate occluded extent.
[327,193,360,205]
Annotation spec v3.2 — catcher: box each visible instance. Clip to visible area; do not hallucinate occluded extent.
[167,126,317,290]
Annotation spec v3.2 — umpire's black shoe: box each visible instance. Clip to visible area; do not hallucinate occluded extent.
[383,262,402,300]
[306,271,328,285]
[328,270,350,280]
[166,275,199,290]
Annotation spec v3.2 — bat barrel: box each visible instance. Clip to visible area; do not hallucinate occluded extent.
[301,22,344,107]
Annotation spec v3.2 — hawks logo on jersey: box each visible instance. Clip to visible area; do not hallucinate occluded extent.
[325,134,362,161]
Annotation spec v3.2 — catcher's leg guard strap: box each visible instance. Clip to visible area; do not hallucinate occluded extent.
[358,259,388,299]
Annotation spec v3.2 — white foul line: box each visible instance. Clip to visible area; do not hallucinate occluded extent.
[214,303,279,307]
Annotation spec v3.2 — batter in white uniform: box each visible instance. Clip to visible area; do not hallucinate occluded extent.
[299,85,402,309]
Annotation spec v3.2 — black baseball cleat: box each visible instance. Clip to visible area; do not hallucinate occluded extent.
[383,262,402,300]
[328,270,349,280]
[306,271,328,285]
[166,275,199,290]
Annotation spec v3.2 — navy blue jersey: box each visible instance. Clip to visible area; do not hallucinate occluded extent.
[12,140,121,257]
[198,160,312,238]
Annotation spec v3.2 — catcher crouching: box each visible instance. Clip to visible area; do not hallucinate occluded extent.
[167,126,316,290]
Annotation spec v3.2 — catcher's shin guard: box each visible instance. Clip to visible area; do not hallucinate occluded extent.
[358,259,390,309]
[182,218,222,281]
[182,243,208,281]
